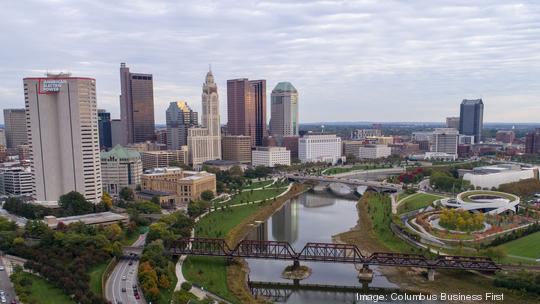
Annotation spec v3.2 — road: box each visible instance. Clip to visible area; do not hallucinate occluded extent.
[0,255,17,304]
[105,234,146,304]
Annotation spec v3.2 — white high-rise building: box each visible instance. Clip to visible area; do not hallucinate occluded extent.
[432,128,458,155]
[252,147,291,167]
[24,74,102,203]
[299,133,342,164]
[187,69,222,166]
[269,82,299,137]
[0,167,32,196]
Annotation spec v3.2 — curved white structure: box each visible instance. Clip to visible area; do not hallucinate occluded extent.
[440,190,519,215]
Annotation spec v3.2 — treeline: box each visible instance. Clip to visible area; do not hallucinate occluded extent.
[3,191,109,219]
[499,178,540,197]
[6,220,126,304]
[483,222,540,248]
[494,271,540,295]
[141,211,194,301]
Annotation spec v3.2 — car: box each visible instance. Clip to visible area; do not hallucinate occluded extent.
[11,300,17,304]
[121,287,126,292]
[0,291,4,297]
[0,266,4,271]
[134,294,140,300]
[128,261,133,266]
[121,275,126,281]
[1,297,6,304]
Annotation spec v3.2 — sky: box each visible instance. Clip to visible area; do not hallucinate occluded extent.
[1,0,540,124]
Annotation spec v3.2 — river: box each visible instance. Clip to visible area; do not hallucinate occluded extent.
[245,191,404,303]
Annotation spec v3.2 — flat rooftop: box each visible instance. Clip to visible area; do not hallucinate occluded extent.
[45,211,128,227]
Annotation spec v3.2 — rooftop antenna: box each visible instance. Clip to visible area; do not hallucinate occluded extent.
[321,124,325,133]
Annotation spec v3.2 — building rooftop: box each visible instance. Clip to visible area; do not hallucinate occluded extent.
[272,82,297,93]
[462,98,483,105]
[101,145,141,160]
[44,211,128,228]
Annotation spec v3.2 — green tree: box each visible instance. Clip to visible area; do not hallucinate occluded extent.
[200,190,214,201]
[119,187,135,201]
[58,191,93,216]
[101,192,113,208]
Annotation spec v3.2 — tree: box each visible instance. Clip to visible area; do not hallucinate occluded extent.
[151,195,161,205]
[119,187,135,201]
[201,190,214,201]
[58,191,93,216]
[101,192,113,208]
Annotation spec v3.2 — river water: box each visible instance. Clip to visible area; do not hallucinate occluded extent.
[245,191,407,303]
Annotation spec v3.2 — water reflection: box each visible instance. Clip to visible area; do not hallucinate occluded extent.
[246,192,399,303]
[272,199,299,243]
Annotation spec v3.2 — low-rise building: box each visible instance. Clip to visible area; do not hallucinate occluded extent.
[496,130,515,144]
[127,141,167,152]
[432,128,458,155]
[139,167,216,205]
[140,148,188,170]
[252,146,291,167]
[100,145,142,196]
[462,164,539,189]
[299,133,342,164]
[44,212,128,229]
[342,140,364,158]
[358,144,391,159]
[350,129,381,140]
[366,136,394,145]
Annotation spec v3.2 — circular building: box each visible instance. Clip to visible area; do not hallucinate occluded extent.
[440,190,520,215]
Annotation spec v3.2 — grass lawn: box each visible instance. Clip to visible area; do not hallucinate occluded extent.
[241,179,273,190]
[19,272,75,304]
[216,187,287,206]
[185,203,269,303]
[89,262,109,296]
[365,193,415,253]
[397,192,413,202]
[398,193,445,214]
[500,231,540,260]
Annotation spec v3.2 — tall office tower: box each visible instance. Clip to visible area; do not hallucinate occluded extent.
[201,69,222,158]
[525,130,540,154]
[432,128,459,155]
[166,101,198,149]
[269,82,299,137]
[227,78,266,146]
[221,135,252,163]
[110,119,126,147]
[459,99,484,143]
[227,79,255,144]
[446,117,460,130]
[250,80,267,146]
[119,62,155,143]
[24,74,102,203]
[98,109,112,149]
[3,109,28,148]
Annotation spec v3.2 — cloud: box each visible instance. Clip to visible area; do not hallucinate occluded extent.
[1,0,540,124]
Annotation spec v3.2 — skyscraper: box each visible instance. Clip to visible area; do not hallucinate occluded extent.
[251,80,267,146]
[119,62,155,143]
[226,78,266,146]
[98,109,112,149]
[166,101,198,149]
[459,99,483,143]
[227,78,255,144]
[269,82,299,137]
[525,130,540,154]
[3,109,28,148]
[201,69,221,158]
[187,69,223,166]
[24,74,102,203]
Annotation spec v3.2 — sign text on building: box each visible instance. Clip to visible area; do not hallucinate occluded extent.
[39,79,66,94]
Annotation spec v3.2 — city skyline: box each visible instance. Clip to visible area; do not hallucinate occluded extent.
[2,1,540,124]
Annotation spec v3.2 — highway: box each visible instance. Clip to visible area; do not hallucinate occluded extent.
[285,173,402,191]
[105,234,146,304]
[0,255,17,304]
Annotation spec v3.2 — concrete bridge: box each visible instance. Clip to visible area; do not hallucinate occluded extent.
[285,174,402,193]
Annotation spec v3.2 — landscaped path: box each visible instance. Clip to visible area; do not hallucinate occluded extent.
[173,182,294,302]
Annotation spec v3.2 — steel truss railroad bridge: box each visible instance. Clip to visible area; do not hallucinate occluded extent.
[169,237,500,272]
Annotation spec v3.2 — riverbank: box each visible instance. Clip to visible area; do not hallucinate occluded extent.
[335,193,540,304]
[183,183,307,303]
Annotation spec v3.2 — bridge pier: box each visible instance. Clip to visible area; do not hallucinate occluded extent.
[427,268,436,281]
[292,259,300,270]
[357,264,374,282]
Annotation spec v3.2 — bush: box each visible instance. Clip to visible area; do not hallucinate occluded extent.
[181,281,192,291]
[499,178,540,197]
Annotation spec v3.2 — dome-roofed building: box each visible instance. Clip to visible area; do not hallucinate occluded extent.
[100,145,143,196]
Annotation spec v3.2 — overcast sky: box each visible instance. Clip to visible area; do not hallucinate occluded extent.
[1,0,540,124]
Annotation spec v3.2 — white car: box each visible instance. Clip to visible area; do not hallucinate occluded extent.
[0,266,4,271]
